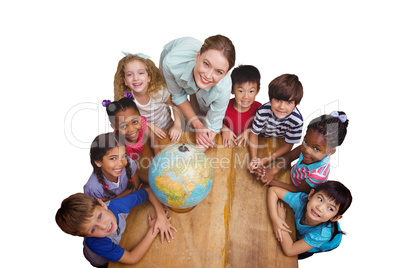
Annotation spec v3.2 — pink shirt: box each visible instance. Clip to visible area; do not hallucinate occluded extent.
[291,153,331,188]
[125,116,147,161]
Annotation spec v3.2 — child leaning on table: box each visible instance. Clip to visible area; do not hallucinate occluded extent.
[84,131,152,201]
[258,111,349,194]
[56,190,177,267]
[103,96,160,162]
[267,180,352,259]
[221,65,262,148]
[248,74,303,174]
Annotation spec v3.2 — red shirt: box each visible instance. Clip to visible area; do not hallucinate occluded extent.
[223,98,261,135]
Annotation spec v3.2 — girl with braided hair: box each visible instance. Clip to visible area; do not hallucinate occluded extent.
[258,111,349,193]
[84,132,140,201]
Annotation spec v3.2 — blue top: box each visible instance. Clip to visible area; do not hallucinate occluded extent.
[84,156,137,199]
[83,189,149,266]
[160,36,232,133]
[284,191,342,253]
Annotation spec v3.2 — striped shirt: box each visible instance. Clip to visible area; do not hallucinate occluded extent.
[251,102,303,143]
[291,153,331,187]
[132,87,174,130]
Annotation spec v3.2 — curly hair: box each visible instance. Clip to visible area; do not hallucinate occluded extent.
[114,54,166,101]
[307,111,349,148]
[104,97,140,125]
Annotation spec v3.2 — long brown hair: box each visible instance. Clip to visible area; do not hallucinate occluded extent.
[90,132,136,198]
[199,34,236,71]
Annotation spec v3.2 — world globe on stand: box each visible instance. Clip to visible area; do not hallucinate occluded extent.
[148,143,214,213]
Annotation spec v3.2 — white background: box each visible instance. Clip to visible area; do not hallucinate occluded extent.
[1,1,400,267]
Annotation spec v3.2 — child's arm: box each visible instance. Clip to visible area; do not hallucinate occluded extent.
[248,132,261,172]
[145,125,161,156]
[257,145,302,184]
[257,164,281,186]
[270,179,312,194]
[147,122,167,140]
[144,188,177,243]
[275,200,314,256]
[221,123,237,148]
[101,189,135,202]
[235,128,251,148]
[166,97,182,143]
[267,187,292,242]
[261,143,294,167]
[118,214,159,264]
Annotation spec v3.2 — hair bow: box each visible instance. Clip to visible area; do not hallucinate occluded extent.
[102,100,111,107]
[124,92,133,99]
[121,51,151,59]
[329,111,347,123]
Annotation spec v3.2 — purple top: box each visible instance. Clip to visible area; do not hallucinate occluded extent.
[84,156,137,199]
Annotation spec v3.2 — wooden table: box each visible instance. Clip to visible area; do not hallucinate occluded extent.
[110,133,297,268]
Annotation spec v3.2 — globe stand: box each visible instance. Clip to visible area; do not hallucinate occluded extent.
[169,205,197,213]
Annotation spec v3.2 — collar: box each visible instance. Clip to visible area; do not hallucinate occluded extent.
[296,152,330,170]
[103,175,120,190]
[180,60,212,92]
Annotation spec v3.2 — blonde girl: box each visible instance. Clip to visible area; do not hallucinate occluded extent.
[114,52,182,142]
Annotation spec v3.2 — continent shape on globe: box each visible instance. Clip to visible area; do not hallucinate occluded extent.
[149,144,214,210]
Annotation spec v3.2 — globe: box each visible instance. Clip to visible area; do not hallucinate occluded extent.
[148,143,214,212]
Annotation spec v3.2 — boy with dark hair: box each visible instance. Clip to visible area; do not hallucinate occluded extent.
[248,73,304,174]
[221,65,262,147]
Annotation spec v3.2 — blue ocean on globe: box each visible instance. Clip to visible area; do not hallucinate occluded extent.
[148,143,214,210]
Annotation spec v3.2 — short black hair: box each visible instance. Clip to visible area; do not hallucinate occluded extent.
[231,65,261,93]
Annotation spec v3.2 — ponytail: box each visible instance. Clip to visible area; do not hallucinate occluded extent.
[307,111,349,148]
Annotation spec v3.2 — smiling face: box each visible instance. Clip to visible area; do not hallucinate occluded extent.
[112,107,142,144]
[95,145,127,183]
[300,129,335,165]
[82,199,118,238]
[193,49,229,89]
[232,82,259,112]
[304,190,342,226]
[123,60,151,95]
[270,98,296,119]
